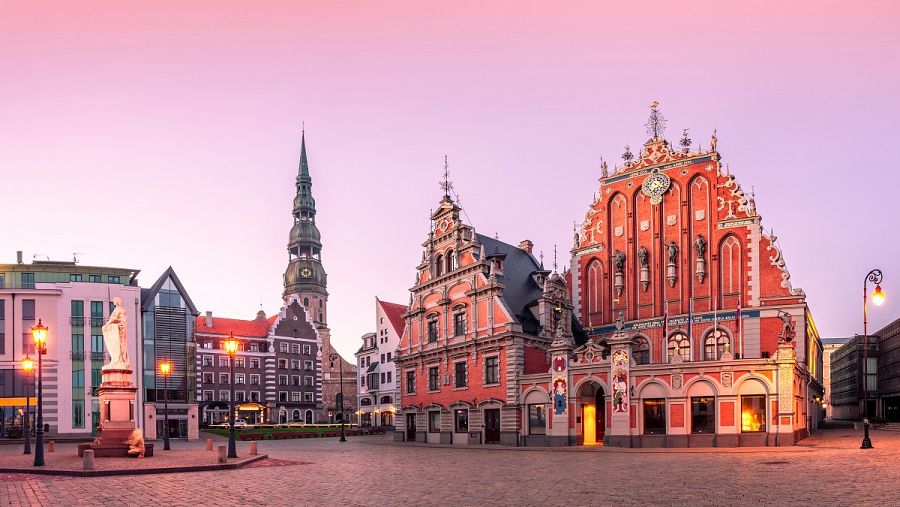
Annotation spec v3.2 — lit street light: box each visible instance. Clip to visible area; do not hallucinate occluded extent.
[159,359,172,451]
[31,319,48,467]
[223,333,240,458]
[861,269,886,450]
[20,355,33,455]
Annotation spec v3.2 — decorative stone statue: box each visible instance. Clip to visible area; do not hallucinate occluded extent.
[615,310,625,331]
[667,241,679,265]
[101,297,130,371]
[638,246,649,268]
[613,250,626,273]
[601,159,609,178]
[694,234,706,259]
[710,129,718,152]
[778,311,796,343]
[125,428,145,458]
[638,246,650,292]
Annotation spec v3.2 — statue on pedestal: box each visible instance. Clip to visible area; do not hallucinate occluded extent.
[102,297,130,371]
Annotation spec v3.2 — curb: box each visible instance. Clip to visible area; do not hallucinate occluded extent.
[0,454,268,477]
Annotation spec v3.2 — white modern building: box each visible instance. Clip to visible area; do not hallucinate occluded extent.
[0,253,141,438]
[355,298,405,428]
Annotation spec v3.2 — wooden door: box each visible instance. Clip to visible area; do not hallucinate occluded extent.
[406,413,417,441]
[484,409,501,443]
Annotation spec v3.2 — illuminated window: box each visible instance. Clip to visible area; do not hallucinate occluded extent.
[741,395,766,433]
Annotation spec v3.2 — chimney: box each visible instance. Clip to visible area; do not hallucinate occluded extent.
[205,311,213,328]
[517,240,534,254]
[16,251,23,264]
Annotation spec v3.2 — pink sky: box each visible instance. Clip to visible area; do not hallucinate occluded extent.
[2,1,898,358]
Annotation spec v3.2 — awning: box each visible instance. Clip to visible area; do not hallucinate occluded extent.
[0,397,36,407]
[366,363,379,373]
[237,403,265,411]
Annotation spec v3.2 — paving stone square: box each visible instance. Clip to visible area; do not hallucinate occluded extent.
[1,428,899,506]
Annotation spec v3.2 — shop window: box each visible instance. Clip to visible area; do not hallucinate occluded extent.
[741,395,766,432]
[528,404,547,435]
[428,411,441,433]
[691,397,716,433]
[454,409,468,432]
[643,399,666,435]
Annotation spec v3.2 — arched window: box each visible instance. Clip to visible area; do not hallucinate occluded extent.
[586,260,603,320]
[704,329,731,360]
[634,338,651,365]
[668,332,691,362]
[435,255,444,277]
[447,250,458,272]
[292,409,301,421]
[719,236,742,305]
[361,398,372,406]
[303,297,309,307]
[380,395,393,404]
[305,410,313,424]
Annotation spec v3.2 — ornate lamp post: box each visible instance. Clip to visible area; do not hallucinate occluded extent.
[159,359,172,451]
[223,334,239,458]
[20,355,33,455]
[31,319,48,467]
[861,269,886,449]
[329,352,346,442]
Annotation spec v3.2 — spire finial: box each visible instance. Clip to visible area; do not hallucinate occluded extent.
[645,101,667,140]
[552,244,558,273]
[539,250,544,267]
[440,155,454,198]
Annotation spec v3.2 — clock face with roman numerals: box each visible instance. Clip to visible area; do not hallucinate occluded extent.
[641,169,671,205]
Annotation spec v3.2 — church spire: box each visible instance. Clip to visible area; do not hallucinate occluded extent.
[284,129,328,323]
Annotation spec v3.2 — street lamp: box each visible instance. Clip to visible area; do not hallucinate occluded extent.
[329,352,347,442]
[20,355,33,455]
[159,359,172,451]
[861,269,886,450]
[31,319,48,467]
[223,333,239,458]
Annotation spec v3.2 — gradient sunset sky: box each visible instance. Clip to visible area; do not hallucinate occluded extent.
[2,1,898,358]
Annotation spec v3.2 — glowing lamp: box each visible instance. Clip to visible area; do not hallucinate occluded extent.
[31,319,48,352]
[21,355,34,374]
[872,284,886,306]
[223,334,239,357]
[159,359,172,376]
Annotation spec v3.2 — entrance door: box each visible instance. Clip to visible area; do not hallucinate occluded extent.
[406,413,417,441]
[596,389,605,441]
[484,409,501,444]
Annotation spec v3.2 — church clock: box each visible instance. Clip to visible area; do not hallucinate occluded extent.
[640,169,671,205]
[300,267,312,278]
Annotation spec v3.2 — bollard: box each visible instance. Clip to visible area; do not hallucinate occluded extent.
[83,449,95,470]
[206,438,213,451]
[216,445,227,464]
[48,441,56,453]
[248,441,258,456]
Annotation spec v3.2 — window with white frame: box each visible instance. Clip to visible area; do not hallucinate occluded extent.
[304,392,313,402]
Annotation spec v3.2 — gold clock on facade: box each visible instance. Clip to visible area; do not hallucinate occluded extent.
[640,169,671,205]
[300,267,312,278]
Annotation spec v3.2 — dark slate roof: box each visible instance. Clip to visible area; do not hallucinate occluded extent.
[140,266,200,315]
[476,234,542,331]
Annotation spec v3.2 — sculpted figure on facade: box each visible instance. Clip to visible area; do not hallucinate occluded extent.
[613,250,626,273]
[102,297,130,370]
[667,241,679,265]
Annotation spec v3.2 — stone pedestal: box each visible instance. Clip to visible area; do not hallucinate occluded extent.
[78,368,138,458]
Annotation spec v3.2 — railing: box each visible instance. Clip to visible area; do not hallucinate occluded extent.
[71,351,86,360]
[90,352,106,362]
[90,318,104,327]
[70,316,86,327]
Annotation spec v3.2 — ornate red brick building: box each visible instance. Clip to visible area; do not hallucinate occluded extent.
[397,107,824,447]
[394,170,582,445]
[518,105,824,447]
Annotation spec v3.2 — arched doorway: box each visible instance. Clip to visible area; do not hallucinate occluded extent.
[579,382,605,445]
[305,410,313,424]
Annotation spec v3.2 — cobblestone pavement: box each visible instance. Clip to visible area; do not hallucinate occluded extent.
[1,427,899,506]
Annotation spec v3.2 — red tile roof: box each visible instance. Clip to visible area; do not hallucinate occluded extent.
[378,299,407,336]
[194,314,275,338]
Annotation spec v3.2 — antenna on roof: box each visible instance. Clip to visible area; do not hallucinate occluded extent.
[494,232,499,240]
